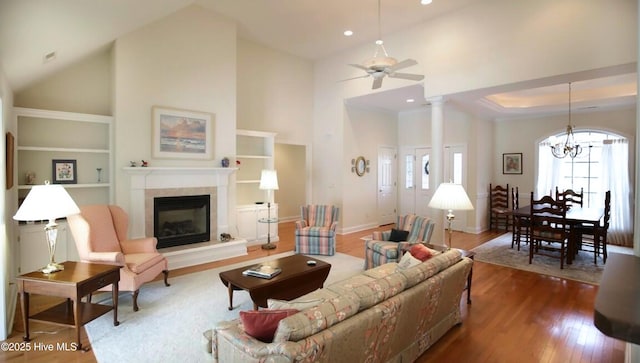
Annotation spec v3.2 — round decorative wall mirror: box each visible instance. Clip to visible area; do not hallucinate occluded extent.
[355,156,366,177]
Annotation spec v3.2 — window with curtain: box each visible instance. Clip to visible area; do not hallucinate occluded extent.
[536,130,632,246]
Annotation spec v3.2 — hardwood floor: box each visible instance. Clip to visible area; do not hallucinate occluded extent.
[0,222,625,362]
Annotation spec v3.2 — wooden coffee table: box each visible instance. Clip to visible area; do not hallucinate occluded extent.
[219,254,331,310]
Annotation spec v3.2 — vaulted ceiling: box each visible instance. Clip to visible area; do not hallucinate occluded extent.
[0,0,635,118]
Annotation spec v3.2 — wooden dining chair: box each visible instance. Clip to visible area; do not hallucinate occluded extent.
[510,187,530,251]
[577,191,610,264]
[490,183,510,231]
[529,192,570,269]
[556,187,584,208]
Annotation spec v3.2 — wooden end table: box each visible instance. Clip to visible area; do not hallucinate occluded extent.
[404,244,475,304]
[16,261,120,351]
[219,254,331,310]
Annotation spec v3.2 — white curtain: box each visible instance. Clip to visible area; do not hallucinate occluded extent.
[536,142,562,198]
[601,139,633,246]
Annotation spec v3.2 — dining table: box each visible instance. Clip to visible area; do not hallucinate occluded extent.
[508,204,604,264]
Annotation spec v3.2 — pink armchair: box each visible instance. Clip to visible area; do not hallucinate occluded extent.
[67,205,169,311]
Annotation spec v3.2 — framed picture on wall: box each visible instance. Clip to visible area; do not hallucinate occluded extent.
[152,106,215,160]
[503,153,523,175]
[52,159,77,184]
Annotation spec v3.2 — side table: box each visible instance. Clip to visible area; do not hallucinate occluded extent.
[409,244,476,304]
[16,261,120,351]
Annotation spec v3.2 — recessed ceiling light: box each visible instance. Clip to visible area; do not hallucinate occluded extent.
[406,98,415,103]
[343,30,353,36]
[421,0,433,4]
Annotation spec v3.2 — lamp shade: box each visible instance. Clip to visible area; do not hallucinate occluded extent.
[13,183,80,222]
[259,169,279,191]
[428,183,474,211]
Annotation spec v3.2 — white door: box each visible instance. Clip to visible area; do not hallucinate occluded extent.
[377,146,397,225]
[443,144,468,231]
[415,147,433,218]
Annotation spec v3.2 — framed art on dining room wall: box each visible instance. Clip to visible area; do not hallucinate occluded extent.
[152,106,215,160]
[503,153,523,175]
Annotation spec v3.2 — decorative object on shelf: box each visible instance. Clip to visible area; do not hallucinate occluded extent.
[152,106,215,160]
[51,159,77,184]
[550,82,582,159]
[96,168,102,183]
[25,171,36,185]
[236,160,241,167]
[259,169,279,250]
[352,156,368,176]
[220,233,234,242]
[428,182,474,250]
[5,132,14,190]
[141,160,148,167]
[221,157,230,168]
[502,153,523,175]
[130,161,137,167]
[13,181,80,274]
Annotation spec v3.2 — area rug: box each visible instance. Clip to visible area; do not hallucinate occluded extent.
[85,252,364,363]
[472,233,633,285]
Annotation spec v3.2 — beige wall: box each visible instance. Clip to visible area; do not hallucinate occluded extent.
[1,64,15,340]
[112,5,237,218]
[274,143,306,220]
[14,47,112,115]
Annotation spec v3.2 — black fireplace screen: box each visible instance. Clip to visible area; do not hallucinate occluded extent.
[154,194,210,249]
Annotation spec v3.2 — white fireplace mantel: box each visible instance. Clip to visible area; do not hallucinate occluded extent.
[123,166,236,239]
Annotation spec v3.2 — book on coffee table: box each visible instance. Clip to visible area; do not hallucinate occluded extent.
[242,264,282,279]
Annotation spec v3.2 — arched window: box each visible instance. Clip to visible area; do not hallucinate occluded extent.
[536,130,632,246]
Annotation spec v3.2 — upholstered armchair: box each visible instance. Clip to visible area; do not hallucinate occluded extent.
[364,214,435,269]
[67,205,170,311]
[295,205,339,256]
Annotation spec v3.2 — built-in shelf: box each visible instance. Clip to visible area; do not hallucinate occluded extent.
[18,183,111,190]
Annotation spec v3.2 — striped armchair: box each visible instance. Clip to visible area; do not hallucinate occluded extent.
[364,214,435,269]
[295,205,339,256]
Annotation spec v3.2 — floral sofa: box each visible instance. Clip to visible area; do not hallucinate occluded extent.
[205,249,472,362]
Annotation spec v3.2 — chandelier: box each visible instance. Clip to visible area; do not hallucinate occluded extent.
[551,82,582,159]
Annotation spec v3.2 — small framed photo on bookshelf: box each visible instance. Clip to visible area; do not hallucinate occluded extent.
[52,159,77,184]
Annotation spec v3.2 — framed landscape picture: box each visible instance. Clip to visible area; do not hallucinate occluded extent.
[152,106,214,160]
[503,153,523,175]
[52,159,77,184]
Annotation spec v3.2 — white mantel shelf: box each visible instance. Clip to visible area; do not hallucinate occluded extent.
[123,166,237,175]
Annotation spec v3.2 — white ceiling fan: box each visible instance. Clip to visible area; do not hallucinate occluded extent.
[342,0,425,90]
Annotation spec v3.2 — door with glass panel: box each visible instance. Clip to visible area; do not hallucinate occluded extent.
[443,144,468,231]
[399,147,432,218]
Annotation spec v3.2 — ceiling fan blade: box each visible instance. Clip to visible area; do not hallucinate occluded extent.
[388,72,425,81]
[372,77,384,89]
[338,74,371,83]
[388,59,418,71]
[349,63,369,71]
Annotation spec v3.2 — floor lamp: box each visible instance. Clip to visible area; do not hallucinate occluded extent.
[13,181,80,274]
[428,182,474,250]
[259,169,279,250]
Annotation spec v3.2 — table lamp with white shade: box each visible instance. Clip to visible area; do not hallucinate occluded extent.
[259,169,279,250]
[13,181,80,273]
[428,182,474,250]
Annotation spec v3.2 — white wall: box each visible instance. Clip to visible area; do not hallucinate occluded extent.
[314,0,636,232]
[112,5,237,222]
[493,107,637,198]
[343,105,397,231]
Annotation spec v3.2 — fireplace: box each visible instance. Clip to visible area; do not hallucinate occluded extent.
[154,194,210,249]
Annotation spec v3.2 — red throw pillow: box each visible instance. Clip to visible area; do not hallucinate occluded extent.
[239,309,299,343]
[410,244,433,262]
